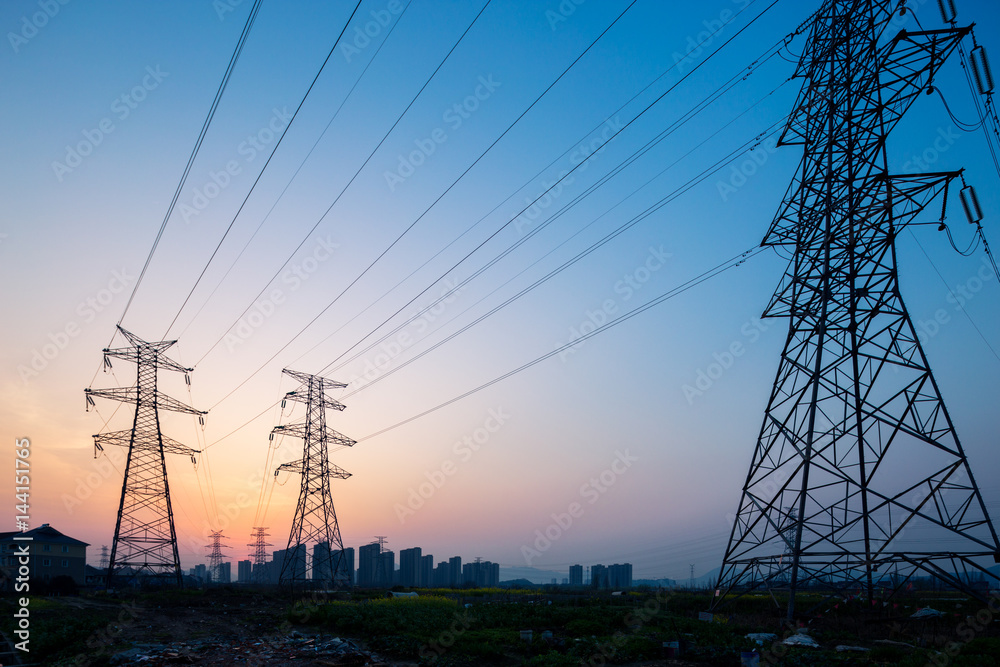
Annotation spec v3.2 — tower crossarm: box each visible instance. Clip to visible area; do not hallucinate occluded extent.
[282,368,347,391]
[85,387,206,415]
[276,458,351,480]
[271,422,356,447]
[282,391,346,411]
[103,346,192,374]
[93,430,200,459]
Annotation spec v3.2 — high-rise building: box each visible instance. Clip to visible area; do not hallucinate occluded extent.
[218,561,232,584]
[420,554,434,588]
[433,562,451,587]
[334,547,354,587]
[237,559,252,583]
[449,556,462,587]
[274,545,306,583]
[399,547,422,587]
[462,559,499,587]
[569,564,583,586]
[379,549,395,587]
[590,564,607,589]
[590,563,631,589]
[358,542,380,587]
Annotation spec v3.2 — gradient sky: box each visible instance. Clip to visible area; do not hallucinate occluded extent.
[2,0,999,582]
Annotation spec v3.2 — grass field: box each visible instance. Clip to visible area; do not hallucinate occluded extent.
[2,586,999,665]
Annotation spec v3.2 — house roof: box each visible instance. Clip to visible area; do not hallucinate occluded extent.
[0,524,89,546]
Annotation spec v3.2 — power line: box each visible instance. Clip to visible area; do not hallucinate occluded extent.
[356,246,767,442]
[193,0,496,368]
[162,0,365,339]
[286,0,784,374]
[172,0,415,342]
[202,0,643,409]
[341,118,788,398]
[308,0,787,379]
[115,0,263,333]
[199,0,802,445]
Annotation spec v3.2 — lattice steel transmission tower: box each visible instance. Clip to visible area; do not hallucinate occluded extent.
[206,531,231,583]
[272,369,355,589]
[86,326,205,589]
[715,0,1000,619]
[248,527,273,584]
[99,545,109,570]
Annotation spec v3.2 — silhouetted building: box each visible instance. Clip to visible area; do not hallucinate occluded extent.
[237,560,252,583]
[590,563,632,589]
[420,554,434,587]
[399,547,422,587]
[275,545,306,582]
[433,562,451,587]
[462,559,499,587]
[449,556,462,587]
[334,547,354,587]
[569,564,583,586]
[358,543,380,587]
[0,524,88,587]
[218,561,231,584]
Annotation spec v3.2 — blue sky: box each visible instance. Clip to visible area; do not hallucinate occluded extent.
[2,0,999,581]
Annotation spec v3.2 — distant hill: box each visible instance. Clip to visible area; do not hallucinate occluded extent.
[499,566,569,584]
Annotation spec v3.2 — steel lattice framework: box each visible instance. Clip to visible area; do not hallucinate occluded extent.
[714,0,1000,619]
[273,369,355,589]
[206,531,230,583]
[248,526,273,584]
[86,326,205,589]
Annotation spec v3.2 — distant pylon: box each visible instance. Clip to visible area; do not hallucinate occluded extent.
[99,545,109,570]
[375,536,391,587]
[206,531,231,583]
[272,369,355,589]
[86,325,205,589]
[714,0,1000,620]
[248,527,272,584]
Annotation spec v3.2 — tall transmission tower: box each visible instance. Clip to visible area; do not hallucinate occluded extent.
[248,527,273,584]
[99,545,109,570]
[715,0,1000,620]
[85,325,205,589]
[206,531,231,583]
[272,369,355,589]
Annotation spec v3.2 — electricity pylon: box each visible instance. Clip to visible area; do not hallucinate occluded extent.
[248,527,273,584]
[715,0,1000,620]
[272,369,355,589]
[206,531,231,583]
[86,325,205,589]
